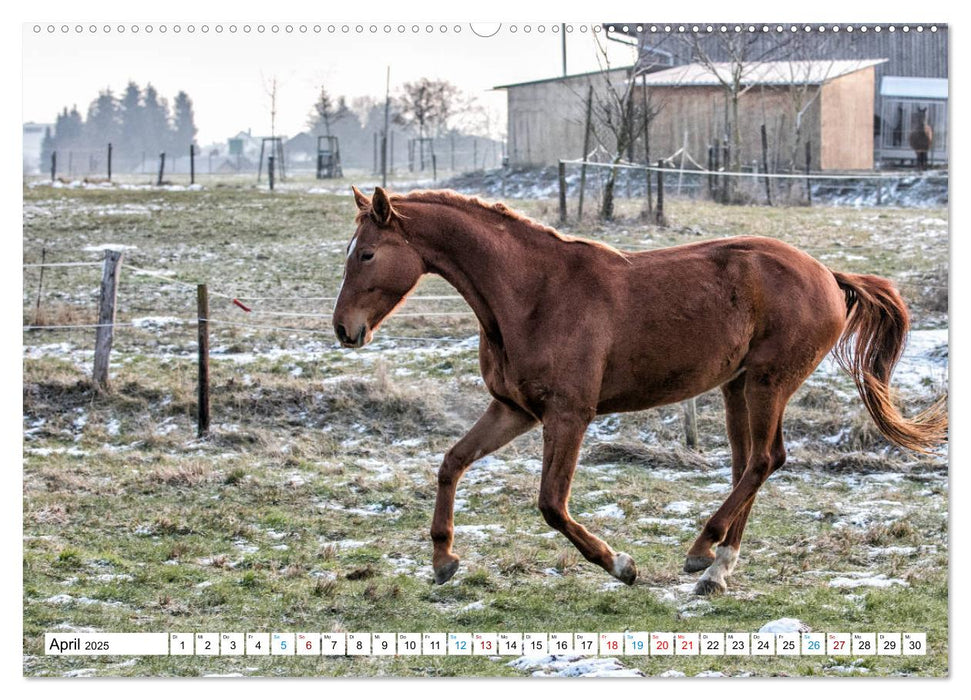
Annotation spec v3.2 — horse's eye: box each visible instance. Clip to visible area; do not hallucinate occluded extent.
[361,251,375,262]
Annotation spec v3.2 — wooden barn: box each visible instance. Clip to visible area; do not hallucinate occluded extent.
[498,25,947,170]
[638,59,887,171]
[495,67,633,168]
[498,59,885,171]
[624,23,948,167]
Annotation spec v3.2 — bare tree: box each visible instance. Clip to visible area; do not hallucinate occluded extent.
[590,33,665,221]
[261,74,281,139]
[678,30,791,200]
[308,86,350,137]
[393,78,460,139]
[777,35,838,173]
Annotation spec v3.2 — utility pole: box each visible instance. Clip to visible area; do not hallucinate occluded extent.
[561,24,567,76]
[382,66,391,187]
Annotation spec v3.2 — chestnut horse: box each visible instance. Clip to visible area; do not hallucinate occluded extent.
[909,107,933,171]
[333,187,946,595]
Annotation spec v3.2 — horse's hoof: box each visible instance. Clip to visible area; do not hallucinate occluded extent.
[683,554,714,574]
[611,552,638,585]
[433,558,460,585]
[693,577,727,596]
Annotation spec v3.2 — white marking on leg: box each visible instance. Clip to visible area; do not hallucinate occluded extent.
[611,552,634,579]
[697,546,739,589]
[715,545,739,575]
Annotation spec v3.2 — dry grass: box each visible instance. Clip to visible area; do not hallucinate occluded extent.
[584,442,711,471]
[26,302,94,328]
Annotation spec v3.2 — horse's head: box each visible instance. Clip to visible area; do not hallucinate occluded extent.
[912,107,929,128]
[333,186,425,348]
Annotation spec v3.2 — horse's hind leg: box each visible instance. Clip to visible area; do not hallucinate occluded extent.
[686,378,791,594]
[694,422,785,595]
[684,374,749,584]
[538,412,638,585]
[431,400,537,584]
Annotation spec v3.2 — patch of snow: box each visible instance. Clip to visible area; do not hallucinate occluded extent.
[131,316,184,329]
[453,524,504,537]
[579,503,625,519]
[828,573,909,589]
[664,500,694,515]
[508,654,644,678]
[759,618,810,634]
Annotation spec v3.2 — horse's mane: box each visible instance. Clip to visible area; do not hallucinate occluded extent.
[383,189,628,258]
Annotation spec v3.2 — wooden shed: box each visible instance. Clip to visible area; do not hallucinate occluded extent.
[638,59,887,171]
[496,67,633,167]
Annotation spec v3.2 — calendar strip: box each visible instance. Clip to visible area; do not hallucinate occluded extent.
[44,632,928,657]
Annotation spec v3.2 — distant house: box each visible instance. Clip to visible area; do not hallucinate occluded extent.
[284,132,316,165]
[23,122,53,174]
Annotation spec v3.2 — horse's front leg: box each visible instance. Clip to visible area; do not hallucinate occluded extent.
[431,399,537,584]
[539,412,637,585]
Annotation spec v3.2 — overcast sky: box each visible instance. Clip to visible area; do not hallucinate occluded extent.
[22,23,636,145]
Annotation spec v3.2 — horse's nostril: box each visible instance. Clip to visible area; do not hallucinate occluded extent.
[336,324,348,342]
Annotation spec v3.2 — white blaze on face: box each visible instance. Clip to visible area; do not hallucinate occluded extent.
[336,234,358,298]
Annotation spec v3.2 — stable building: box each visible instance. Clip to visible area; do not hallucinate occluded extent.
[498,59,887,172]
[637,59,887,171]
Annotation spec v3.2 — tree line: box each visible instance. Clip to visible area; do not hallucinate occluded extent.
[41,82,198,166]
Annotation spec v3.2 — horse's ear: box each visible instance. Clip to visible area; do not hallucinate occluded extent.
[371,187,395,226]
[352,185,370,212]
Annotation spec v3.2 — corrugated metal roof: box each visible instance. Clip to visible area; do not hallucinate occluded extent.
[494,66,635,90]
[881,76,948,99]
[639,59,888,86]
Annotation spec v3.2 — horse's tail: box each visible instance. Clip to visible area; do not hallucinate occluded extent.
[830,270,947,453]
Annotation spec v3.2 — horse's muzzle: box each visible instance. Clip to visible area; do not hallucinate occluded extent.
[335,322,367,348]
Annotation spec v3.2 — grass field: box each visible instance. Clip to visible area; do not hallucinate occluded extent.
[22,173,948,677]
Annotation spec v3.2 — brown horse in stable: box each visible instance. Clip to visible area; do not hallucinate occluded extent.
[333,187,946,595]
[909,106,934,171]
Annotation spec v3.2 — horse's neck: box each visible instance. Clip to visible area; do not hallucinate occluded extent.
[399,202,530,343]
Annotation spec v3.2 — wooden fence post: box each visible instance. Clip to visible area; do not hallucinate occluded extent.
[577,84,593,222]
[721,140,730,203]
[190,144,195,185]
[681,398,698,449]
[805,140,813,206]
[93,249,124,391]
[197,284,211,438]
[760,124,772,206]
[107,143,113,182]
[157,152,166,186]
[642,76,652,215]
[33,248,47,326]
[51,151,57,182]
[558,161,567,224]
[268,155,275,190]
[432,154,437,183]
[655,160,667,227]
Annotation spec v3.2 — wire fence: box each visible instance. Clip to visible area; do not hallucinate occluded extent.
[555,157,948,215]
[22,239,945,444]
